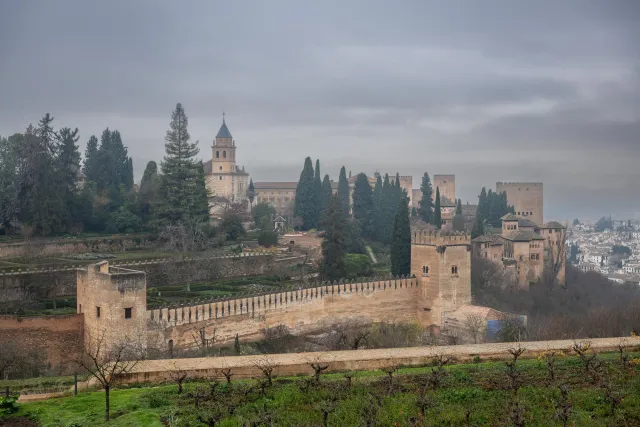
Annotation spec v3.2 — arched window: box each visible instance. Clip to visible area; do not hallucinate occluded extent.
[223,151,226,158]
[216,151,219,158]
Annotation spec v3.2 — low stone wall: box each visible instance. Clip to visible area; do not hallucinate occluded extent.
[0,314,84,375]
[0,234,155,259]
[0,253,283,305]
[149,277,420,347]
[114,337,640,386]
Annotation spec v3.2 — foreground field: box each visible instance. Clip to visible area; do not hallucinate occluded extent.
[6,349,640,426]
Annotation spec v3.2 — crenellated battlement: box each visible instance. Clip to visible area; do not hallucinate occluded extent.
[411,230,471,246]
[496,182,543,187]
[147,276,419,329]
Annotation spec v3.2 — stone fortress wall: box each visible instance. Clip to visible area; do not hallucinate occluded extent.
[496,182,544,225]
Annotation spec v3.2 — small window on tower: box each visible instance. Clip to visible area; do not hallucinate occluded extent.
[216,151,219,158]
[451,265,458,275]
[96,306,101,319]
[124,307,132,319]
[223,151,227,158]
[422,266,429,275]
[219,166,222,171]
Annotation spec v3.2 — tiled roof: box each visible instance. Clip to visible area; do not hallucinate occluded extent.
[254,182,297,190]
[518,218,538,228]
[440,196,456,208]
[216,120,233,139]
[541,221,565,229]
[501,213,519,221]
[503,230,545,242]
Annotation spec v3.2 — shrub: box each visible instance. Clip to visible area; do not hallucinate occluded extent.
[0,394,19,417]
[257,231,279,247]
[344,253,373,280]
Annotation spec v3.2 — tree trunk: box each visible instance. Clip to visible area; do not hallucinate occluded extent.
[105,385,110,421]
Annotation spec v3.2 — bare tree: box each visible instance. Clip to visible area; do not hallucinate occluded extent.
[464,314,485,344]
[505,346,526,395]
[308,355,330,383]
[73,329,145,421]
[553,384,573,427]
[253,356,278,387]
[191,325,217,355]
[168,362,188,393]
[0,340,18,380]
[572,341,598,375]
[159,219,209,255]
[544,227,567,288]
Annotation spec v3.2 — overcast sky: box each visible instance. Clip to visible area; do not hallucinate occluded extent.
[1,1,638,221]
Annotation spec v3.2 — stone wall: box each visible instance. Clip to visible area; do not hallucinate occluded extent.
[149,277,419,349]
[0,234,155,260]
[106,336,640,386]
[0,253,280,306]
[0,314,84,374]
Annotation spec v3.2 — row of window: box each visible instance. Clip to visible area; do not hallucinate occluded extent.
[517,211,534,216]
[94,306,132,319]
[530,253,540,260]
[421,266,459,275]
[215,150,234,159]
[505,224,517,230]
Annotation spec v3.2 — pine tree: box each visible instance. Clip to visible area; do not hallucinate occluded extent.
[159,103,202,225]
[391,196,411,276]
[433,187,442,229]
[320,174,332,227]
[321,194,347,281]
[352,173,374,238]
[293,157,316,230]
[0,134,20,232]
[37,113,57,155]
[314,159,322,227]
[456,199,462,215]
[418,172,434,224]
[248,179,255,207]
[337,166,350,218]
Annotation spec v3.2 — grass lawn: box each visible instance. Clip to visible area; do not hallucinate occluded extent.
[7,350,640,426]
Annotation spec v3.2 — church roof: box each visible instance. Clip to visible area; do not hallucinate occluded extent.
[216,119,233,139]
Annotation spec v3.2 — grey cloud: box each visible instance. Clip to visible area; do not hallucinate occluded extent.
[1,0,639,220]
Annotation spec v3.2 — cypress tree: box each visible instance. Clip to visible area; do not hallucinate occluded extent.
[418,172,434,224]
[372,174,383,241]
[472,187,488,238]
[337,166,350,218]
[320,174,333,227]
[411,207,417,217]
[380,173,393,243]
[139,161,161,224]
[159,103,202,225]
[234,334,241,355]
[192,161,210,222]
[248,178,255,207]
[57,127,81,229]
[314,159,322,227]
[294,157,316,230]
[453,199,465,232]
[321,194,347,281]
[83,135,99,183]
[0,134,20,232]
[433,187,442,229]
[352,173,374,238]
[456,199,462,215]
[391,196,411,276]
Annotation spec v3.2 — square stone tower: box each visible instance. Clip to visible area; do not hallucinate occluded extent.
[433,175,455,203]
[77,261,147,352]
[411,230,471,327]
[496,182,543,225]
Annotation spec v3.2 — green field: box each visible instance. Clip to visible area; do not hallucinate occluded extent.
[5,350,640,426]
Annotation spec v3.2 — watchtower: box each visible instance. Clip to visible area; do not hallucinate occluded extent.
[410,230,471,327]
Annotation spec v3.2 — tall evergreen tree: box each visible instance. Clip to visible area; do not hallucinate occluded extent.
[453,199,465,232]
[433,187,442,229]
[337,166,350,218]
[0,134,20,232]
[320,174,333,227]
[247,179,255,207]
[314,159,322,227]
[293,157,316,230]
[83,135,99,183]
[139,161,161,223]
[352,173,374,238]
[456,199,462,215]
[418,172,434,224]
[57,127,81,228]
[391,196,411,276]
[372,174,383,241]
[380,173,393,243]
[321,194,347,281]
[36,113,57,155]
[472,187,488,238]
[192,161,210,222]
[159,103,202,225]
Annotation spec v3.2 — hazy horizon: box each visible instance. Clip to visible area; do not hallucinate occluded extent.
[1,1,638,221]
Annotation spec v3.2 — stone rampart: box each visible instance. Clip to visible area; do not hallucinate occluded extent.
[411,230,470,246]
[0,314,84,375]
[149,277,420,347]
[109,336,640,386]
